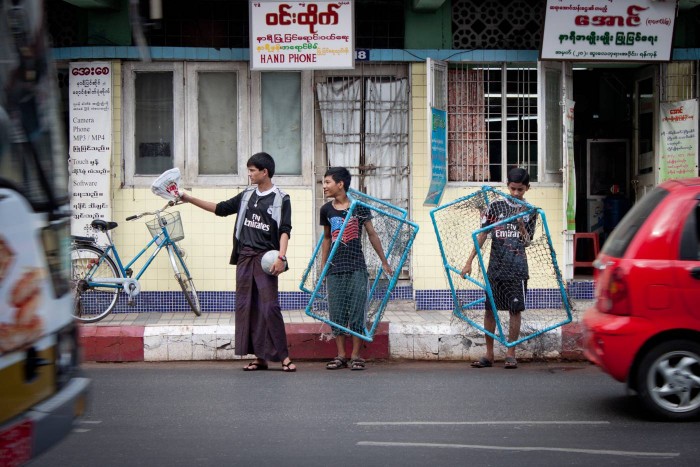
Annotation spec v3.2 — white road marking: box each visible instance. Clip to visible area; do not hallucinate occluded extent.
[357,441,679,458]
[72,428,91,433]
[357,421,610,426]
[77,420,102,424]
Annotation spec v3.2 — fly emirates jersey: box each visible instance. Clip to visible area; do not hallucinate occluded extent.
[239,189,282,251]
[482,198,537,281]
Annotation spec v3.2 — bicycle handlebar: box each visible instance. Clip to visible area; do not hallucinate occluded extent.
[126,199,182,221]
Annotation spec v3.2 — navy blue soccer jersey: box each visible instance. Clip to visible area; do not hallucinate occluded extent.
[482,199,536,280]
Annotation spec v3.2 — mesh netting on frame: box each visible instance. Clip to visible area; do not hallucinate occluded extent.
[430,186,572,347]
[301,189,418,342]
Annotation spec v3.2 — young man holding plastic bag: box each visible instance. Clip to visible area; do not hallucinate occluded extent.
[177,152,296,372]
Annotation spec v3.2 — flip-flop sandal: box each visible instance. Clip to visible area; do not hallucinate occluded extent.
[282,360,297,372]
[471,357,493,368]
[243,361,268,371]
[504,357,518,369]
[326,356,348,370]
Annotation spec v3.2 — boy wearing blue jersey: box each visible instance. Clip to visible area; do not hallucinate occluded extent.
[461,168,536,369]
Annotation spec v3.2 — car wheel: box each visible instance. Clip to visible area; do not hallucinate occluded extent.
[635,339,700,421]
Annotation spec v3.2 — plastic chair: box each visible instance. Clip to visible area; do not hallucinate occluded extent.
[573,232,600,271]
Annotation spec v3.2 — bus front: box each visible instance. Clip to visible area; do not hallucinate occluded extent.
[0,0,89,463]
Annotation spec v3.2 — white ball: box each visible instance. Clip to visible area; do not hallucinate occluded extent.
[261,250,281,275]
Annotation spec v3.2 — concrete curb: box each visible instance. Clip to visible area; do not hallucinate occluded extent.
[79,322,586,363]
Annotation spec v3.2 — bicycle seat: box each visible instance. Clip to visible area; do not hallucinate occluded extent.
[91,220,118,232]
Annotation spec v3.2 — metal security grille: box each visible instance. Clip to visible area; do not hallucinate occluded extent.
[448,63,538,183]
[662,62,698,102]
[314,64,410,277]
[314,64,409,207]
[452,0,544,50]
[506,67,539,179]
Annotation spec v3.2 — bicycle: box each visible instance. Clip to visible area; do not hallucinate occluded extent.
[70,201,201,322]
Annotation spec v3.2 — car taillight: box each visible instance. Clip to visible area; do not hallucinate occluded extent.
[598,267,630,315]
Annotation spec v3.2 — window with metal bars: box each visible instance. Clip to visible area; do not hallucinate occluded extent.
[314,65,410,278]
[447,63,538,183]
[662,61,698,102]
[314,66,409,209]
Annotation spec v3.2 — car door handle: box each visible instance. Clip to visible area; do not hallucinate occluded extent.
[692,267,700,280]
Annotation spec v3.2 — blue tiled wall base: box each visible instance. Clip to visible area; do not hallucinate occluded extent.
[105,284,590,313]
[110,286,414,313]
[415,281,594,311]
[566,280,595,300]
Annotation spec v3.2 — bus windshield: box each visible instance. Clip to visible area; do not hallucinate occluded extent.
[0,0,68,210]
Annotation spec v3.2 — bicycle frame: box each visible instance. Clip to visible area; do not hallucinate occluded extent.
[84,217,189,293]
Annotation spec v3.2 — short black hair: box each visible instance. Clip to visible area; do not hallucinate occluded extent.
[324,166,351,192]
[507,167,530,186]
[247,152,275,178]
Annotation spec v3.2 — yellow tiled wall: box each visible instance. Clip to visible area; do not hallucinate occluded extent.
[408,63,565,291]
[107,61,565,298]
[110,187,313,292]
[109,61,314,293]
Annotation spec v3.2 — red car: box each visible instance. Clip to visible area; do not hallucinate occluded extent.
[583,177,700,421]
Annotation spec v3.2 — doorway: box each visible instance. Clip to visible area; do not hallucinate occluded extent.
[572,65,656,244]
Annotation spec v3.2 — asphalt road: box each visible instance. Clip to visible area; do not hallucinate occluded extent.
[30,361,700,467]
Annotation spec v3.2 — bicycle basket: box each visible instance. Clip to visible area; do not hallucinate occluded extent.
[146,211,184,243]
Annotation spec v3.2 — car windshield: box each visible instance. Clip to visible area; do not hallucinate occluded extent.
[601,187,669,258]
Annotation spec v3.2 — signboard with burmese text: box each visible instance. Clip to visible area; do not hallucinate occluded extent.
[250,0,354,70]
[68,62,112,242]
[659,99,699,182]
[541,0,677,61]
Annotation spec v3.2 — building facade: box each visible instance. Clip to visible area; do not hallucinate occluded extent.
[49,0,700,312]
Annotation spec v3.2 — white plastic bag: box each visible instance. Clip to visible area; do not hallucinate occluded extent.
[151,168,182,201]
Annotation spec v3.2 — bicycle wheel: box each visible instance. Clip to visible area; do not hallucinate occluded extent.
[70,245,121,322]
[167,244,201,316]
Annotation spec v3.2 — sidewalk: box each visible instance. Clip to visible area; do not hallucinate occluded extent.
[78,301,589,363]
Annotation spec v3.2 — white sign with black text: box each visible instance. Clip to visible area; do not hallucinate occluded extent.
[68,62,112,241]
[250,0,354,70]
[541,0,677,61]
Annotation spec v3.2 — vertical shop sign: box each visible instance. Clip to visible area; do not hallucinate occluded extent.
[68,62,112,241]
[424,58,448,207]
[564,99,576,230]
[541,0,677,62]
[659,99,699,182]
[250,0,354,70]
[424,108,447,206]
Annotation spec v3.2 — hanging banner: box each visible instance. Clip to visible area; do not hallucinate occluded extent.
[659,99,699,182]
[68,62,112,241]
[250,0,354,70]
[541,0,677,62]
[424,107,447,206]
[564,99,576,230]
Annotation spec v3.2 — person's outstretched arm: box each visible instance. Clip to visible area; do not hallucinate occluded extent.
[180,192,216,213]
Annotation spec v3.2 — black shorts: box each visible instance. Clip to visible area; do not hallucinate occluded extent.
[485,279,527,315]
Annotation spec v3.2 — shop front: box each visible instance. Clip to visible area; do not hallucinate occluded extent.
[47,0,699,312]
